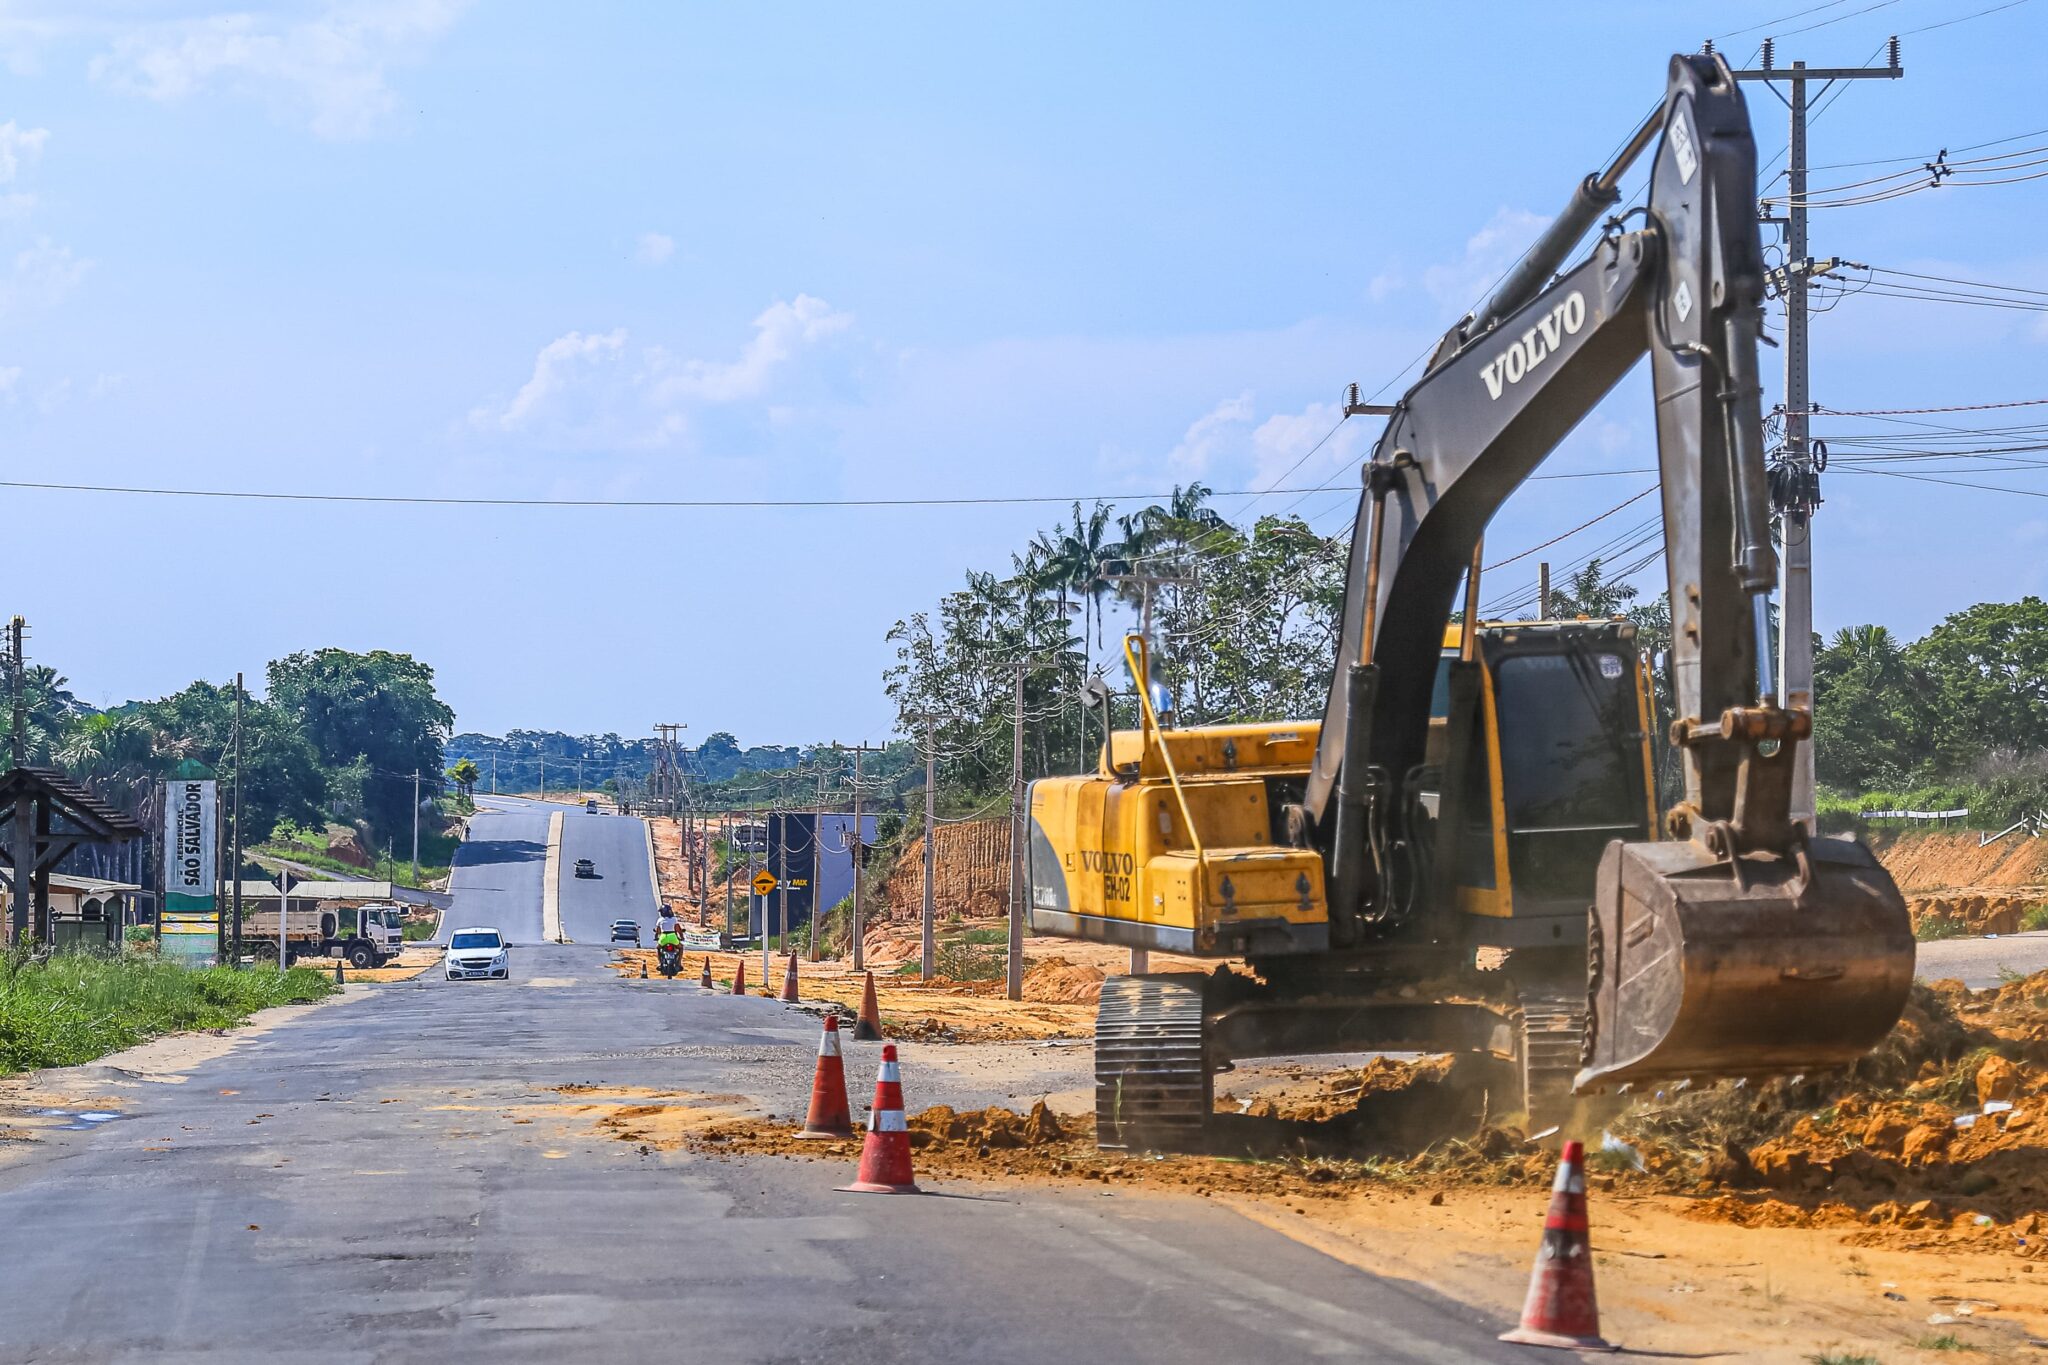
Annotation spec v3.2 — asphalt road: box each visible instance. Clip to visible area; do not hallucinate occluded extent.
[557,803,658,944]
[443,796,551,945]
[1916,930,2048,989]
[0,943,1539,1361]
[447,797,656,949]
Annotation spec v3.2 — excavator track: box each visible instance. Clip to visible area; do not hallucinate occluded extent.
[1515,986,1587,1124]
[1094,974,1212,1152]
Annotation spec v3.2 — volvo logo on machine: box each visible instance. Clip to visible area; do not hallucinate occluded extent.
[1479,291,1586,400]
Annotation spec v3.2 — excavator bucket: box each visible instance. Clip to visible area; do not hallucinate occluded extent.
[1577,835,1915,1092]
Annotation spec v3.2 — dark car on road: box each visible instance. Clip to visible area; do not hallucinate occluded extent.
[610,919,640,945]
[574,858,596,878]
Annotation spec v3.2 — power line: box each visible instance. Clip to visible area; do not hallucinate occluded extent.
[1899,0,2034,34]
[0,477,1366,511]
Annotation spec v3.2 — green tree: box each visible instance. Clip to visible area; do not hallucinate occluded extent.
[1904,599,2048,775]
[1168,515,1347,723]
[265,649,454,838]
[1549,558,1639,619]
[143,680,327,835]
[448,758,480,799]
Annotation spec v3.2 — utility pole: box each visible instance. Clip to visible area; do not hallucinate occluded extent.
[1537,562,1551,619]
[1733,36,1903,833]
[1007,662,1027,1001]
[491,751,497,795]
[231,673,244,967]
[808,766,826,961]
[410,770,421,887]
[539,752,545,802]
[276,867,291,974]
[9,617,29,943]
[836,742,868,972]
[922,719,936,982]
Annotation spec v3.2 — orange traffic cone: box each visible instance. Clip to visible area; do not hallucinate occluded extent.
[853,970,883,1042]
[1499,1140,1612,1351]
[796,1015,855,1140]
[781,953,800,1003]
[840,1043,920,1193]
[730,957,747,996]
[698,956,714,991]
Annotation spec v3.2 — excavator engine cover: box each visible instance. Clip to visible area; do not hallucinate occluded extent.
[1578,835,1914,1091]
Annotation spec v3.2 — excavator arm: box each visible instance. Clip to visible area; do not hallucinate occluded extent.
[1302,54,1913,1090]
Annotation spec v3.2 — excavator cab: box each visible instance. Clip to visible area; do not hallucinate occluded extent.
[1427,620,1658,945]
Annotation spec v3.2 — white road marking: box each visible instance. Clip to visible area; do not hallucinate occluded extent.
[642,815,661,912]
[542,810,567,943]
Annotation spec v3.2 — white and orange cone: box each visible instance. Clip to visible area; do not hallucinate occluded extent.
[1499,1139,1613,1351]
[730,957,747,996]
[796,1015,855,1140]
[839,1043,920,1194]
[781,952,800,1003]
[698,956,714,991]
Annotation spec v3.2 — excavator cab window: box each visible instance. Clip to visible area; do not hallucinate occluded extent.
[1489,641,1650,912]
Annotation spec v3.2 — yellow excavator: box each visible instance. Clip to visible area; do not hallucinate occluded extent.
[1024,53,1916,1150]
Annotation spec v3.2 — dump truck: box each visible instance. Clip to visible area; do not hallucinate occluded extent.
[243,901,406,968]
[1025,53,1915,1150]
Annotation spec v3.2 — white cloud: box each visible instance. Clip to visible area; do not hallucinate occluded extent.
[0,121,48,184]
[646,294,852,405]
[1165,391,1253,475]
[1249,399,1372,492]
[0,365,20,400]
[1367,206,1549,316]
[0,238,89,314]
[474,295,853,445]
[85,0,470,140]
[485,327,626,432]
[634,231,675,266]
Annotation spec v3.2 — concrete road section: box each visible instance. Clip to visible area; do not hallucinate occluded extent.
[0,945,1535,1363]
[556,804,658,944]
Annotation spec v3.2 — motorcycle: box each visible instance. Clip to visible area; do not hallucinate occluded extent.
[656,942,682,979]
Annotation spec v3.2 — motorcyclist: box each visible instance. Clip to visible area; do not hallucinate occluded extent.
[654,904,682,973]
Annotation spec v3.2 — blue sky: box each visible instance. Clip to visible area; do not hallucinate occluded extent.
[2,1,2042,744]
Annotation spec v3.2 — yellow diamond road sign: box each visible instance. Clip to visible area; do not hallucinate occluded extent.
[752,871,778,896]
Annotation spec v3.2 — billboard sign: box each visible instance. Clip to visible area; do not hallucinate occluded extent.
[161,768,218,966]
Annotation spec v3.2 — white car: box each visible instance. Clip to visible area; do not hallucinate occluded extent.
[444,927,510,980]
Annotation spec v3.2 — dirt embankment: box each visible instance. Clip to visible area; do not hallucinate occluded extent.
[878,820,1012,921]
[1876,830,2048,935]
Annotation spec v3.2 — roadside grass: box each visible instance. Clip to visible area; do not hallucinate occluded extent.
[1805,1353,1880,1365]
[256,819,455,889]
[1916,916,1970,942]
[0,953,335,1073]
[1916,1332,1976,1351]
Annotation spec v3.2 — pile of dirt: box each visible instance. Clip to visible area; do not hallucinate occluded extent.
[1876,829,2048,895]
[908,1101,1068,1149]
[1020,956,1105,1005]
[1910,892,2036,937]
[325,825,372,868]
[1582,971,2048,1249]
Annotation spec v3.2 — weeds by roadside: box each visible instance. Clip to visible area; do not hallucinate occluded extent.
[0,953,335,1073]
